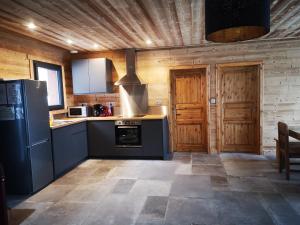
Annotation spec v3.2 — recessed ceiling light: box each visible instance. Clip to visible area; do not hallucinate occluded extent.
[26,22,36,30]
[93,43,99,49]
[146,39,152,45]
[66,39,73,45]
[70,50,78,54]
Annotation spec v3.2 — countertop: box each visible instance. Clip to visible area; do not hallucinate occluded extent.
[50,115,167,129]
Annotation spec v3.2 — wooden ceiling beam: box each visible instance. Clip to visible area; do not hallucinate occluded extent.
[95,0,151,47]
[105,0,156,47]
[141,0,174,47]
[175,0,192,46]
[7,0,113,50]
[45,0,120,50]
[62,0,131,49]
[160,0,183,46]
[267,0,300,38]
[135,0,166,46]
[0,0,298,51]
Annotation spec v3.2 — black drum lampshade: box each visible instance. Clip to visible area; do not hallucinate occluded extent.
[205,0,270,43]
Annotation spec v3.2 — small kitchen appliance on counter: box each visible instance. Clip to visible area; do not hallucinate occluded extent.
[93,104,113,117]
[68,105,91,118]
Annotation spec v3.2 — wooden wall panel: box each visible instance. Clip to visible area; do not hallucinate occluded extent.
[0,28,72,111]
[71,38,300,154]
[135,39,300,153]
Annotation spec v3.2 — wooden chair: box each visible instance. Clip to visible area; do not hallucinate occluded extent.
[278,122,300,180]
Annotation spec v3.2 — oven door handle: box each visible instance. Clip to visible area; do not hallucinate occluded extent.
[117,126,139,129]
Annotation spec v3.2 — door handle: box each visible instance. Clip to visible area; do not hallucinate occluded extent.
[30,138,49,147]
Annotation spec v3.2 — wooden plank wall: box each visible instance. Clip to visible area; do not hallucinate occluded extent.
[71,39,300,153]
[2,26,299,153]
[135,39,300,153]
[0,28,73,111]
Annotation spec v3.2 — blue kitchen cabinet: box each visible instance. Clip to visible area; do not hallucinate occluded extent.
[88,121,115,157]
[142,118,170,159]
[72,58,112,94]
[51,122,88,178]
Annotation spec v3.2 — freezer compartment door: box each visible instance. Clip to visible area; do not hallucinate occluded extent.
[30,139,54,192]
[23,80,51,145]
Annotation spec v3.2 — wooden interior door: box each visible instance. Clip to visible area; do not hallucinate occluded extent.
[171,68,207,152]
[220,65,260,153]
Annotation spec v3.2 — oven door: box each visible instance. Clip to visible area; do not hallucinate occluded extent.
[115,125,142,147]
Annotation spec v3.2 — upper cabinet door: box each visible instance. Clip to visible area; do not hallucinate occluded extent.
[89,58,107,93]
[72,58,112,95]
[72,59,90,95]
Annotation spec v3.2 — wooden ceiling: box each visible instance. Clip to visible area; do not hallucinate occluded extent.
[0,0,299,51]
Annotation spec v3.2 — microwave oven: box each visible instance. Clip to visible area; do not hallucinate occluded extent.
[68,106,91,118]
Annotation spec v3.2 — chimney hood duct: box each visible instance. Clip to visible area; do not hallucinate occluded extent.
[115,48,143,86]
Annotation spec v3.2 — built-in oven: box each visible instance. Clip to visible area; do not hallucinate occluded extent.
[115,120,142,147]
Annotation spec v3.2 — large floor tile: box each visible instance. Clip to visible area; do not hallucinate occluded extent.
[60,179,118,203]
[25,184,74,203]
[83,194,146,225]
[282,192,300,215]
[192,164,226,176]
[8,153,300,224]
[214,191,275,225]
[130,180,172,196]
[112,179,136,194]
[228,177,277,193]
[10,202,53,225]
[170,175,213,198]
[138,165,177,180]
[165,197,218,225]
[26,202,98,225]
[107,166,143,179]
[192,153,222,165]
[259,193,300,225]
[136,196,168,224]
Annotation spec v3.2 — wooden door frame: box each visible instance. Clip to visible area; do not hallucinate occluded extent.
[169,65,211,153]
[216,61,264,154]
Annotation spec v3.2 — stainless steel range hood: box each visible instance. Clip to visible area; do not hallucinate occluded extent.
[115,48,143,86]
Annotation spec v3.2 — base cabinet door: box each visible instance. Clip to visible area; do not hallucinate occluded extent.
[88,121,115,157]
[51,122,87,177]
[30,140,54,192]
[72,130,88,162]
[142,120,164,158]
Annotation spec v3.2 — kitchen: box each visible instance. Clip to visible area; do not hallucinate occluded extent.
[1,0,300,225]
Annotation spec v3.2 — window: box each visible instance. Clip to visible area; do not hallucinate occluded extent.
[33,61,65,111]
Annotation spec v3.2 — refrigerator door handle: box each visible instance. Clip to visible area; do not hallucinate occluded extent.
[30,139,50,148]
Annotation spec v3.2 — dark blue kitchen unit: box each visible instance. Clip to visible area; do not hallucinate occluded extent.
[51,122,88,178]
[88,118,170,160]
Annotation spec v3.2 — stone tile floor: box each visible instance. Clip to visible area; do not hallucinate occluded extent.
[7,153,300,225]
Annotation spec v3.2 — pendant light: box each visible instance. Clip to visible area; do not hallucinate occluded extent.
[205,0,270,43]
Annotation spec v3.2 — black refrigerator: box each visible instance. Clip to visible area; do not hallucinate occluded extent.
[0,79,53,195]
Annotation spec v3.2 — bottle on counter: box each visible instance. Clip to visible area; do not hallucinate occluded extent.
[108,103,114,116]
